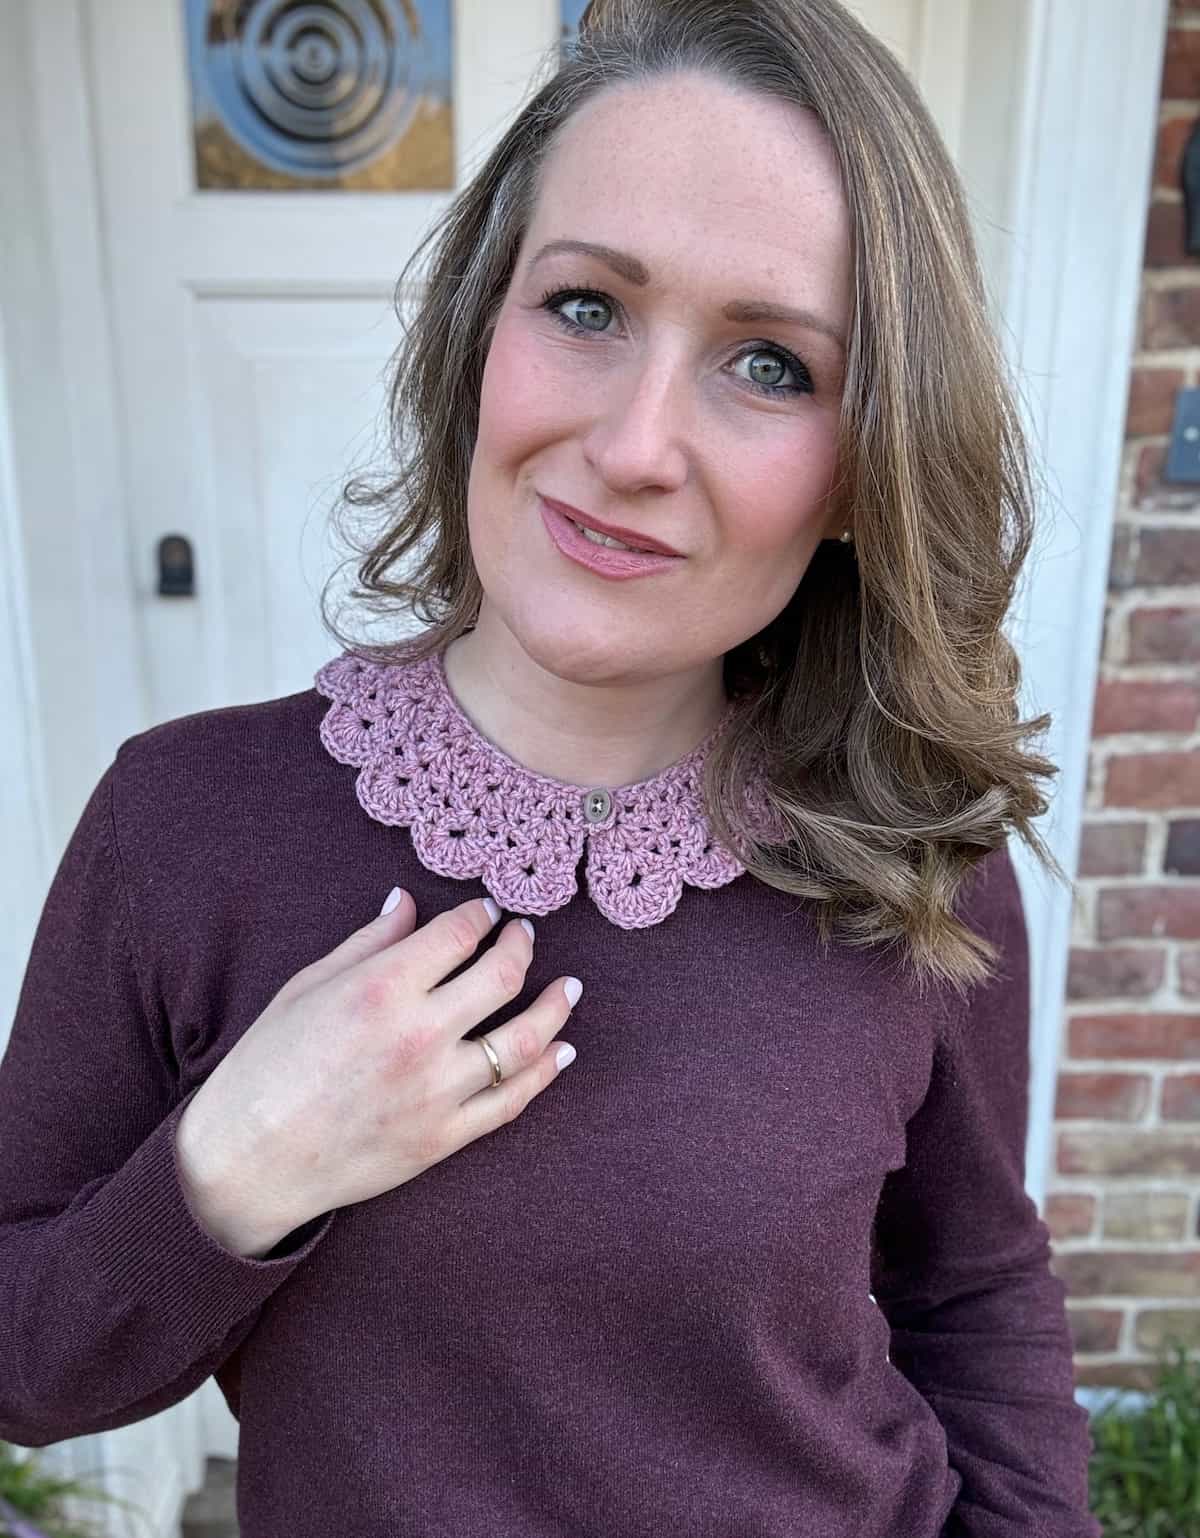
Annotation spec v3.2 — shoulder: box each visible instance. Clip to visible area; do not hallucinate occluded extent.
[107,684,334,855]
[952,840,1027,955]
[942,841,1032,1059]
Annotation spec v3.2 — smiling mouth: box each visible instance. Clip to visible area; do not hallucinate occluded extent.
[564,516,660,555]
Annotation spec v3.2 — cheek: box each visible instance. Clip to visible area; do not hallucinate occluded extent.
[717,422,840,554]
[477,312,564,464]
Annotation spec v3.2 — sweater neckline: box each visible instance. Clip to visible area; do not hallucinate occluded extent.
[313,644,775,929]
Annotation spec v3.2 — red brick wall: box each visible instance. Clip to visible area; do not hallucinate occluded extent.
[1044,4,1200,1393]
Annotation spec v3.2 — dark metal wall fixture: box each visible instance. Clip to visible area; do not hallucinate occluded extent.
[1161,121,1200,484]
[1182,118,1200,256]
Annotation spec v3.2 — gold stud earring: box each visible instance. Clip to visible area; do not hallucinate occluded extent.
[839,529,853,543]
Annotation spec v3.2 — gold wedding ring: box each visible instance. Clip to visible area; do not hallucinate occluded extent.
[477,1033,503,1087]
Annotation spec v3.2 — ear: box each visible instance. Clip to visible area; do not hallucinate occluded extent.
[819,504,850,542]
[815,476,851,543]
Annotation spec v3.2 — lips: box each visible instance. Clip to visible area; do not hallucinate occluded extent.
[539,497,683,581]
[539,495,683,557]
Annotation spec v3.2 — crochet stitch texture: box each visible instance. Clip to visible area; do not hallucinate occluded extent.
[314,645,778,928]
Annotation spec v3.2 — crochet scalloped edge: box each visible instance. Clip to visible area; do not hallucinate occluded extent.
[313,647,780,928]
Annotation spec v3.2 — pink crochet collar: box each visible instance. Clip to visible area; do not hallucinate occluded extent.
[314,645,775,929]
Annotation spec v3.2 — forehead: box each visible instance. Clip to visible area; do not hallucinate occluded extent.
[525,72,850,314]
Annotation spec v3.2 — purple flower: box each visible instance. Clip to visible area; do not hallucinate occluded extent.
[0,1494,53,1538]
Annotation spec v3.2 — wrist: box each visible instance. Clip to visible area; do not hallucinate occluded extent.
[174,1096,290,1260]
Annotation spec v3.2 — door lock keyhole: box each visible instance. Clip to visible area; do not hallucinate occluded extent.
[157,534,195,597]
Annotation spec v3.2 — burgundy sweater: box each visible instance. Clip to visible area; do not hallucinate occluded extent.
[0,647,1099,1536]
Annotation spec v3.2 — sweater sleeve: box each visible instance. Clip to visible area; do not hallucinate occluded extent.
[0,754,335,1448]
[869,845,1100,1538]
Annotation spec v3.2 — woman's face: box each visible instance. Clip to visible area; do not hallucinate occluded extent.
[466,70,851,688]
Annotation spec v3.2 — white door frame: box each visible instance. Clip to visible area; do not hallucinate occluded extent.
[1002,0,1167,1214]
[0,0,1168,1524]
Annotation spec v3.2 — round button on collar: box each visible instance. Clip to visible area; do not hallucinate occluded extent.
[582,787,612,824]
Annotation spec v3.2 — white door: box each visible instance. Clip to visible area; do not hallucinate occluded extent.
[86,0,560,729]
[31,1,1028,1531]
[84,0,1012,732]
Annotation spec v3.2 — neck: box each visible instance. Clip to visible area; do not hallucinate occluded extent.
[440,610,731,790]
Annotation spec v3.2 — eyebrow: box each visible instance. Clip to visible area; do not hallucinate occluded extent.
[528,238,846,354]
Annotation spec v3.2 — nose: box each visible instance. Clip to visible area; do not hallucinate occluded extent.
[580,350,690,495]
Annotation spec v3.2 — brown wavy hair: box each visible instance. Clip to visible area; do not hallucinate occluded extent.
[318,0,1067,997]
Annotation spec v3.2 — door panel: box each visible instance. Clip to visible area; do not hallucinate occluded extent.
[87,0,549,720]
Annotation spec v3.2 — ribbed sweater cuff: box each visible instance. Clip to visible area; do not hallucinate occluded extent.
[81,1092,335,1343]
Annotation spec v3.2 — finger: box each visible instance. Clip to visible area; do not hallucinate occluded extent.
[320,892,506,1003]
[451,1019,577,1149]
[369,893,506,995]
[451,975,580,1101]
[280,885,422,999]
[430,916,534,1034]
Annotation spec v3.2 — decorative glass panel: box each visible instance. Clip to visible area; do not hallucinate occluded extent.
[184,0,453,190]
[561,0,588,43]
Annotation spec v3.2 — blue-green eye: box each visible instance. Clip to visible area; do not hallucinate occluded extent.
[538,286,814,399]
[541,288,613,333]
[733,347,813,397]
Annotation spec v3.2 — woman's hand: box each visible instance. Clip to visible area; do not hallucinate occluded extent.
[174,890,580,1257]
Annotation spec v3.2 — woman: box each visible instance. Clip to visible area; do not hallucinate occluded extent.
[0,0,1099,1534]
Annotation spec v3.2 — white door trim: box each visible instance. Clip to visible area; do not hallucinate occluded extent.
[998,0,1167,1215]
[2,0,146,857]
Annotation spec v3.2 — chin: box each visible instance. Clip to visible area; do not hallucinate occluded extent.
[504,603,658,686]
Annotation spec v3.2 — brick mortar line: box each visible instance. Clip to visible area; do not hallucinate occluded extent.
[1105,587,1200,611]
[1109,521,1200,533]
[1055,1294,1200,1303]
[1058,1058,1200,1070]
[1049,1177,1200,1188]
[1058,996,1200,1008]
[1069,914,1196,941]
[1089,735,1200,752]
[1061,1025,1200,1037]
[1113,478,1200,497]
[1090,678,1200,690]
[1112,516,1200,529]
[1051,1227,1194,1239]
[1123,435,1189,453]
[1056,1084,1196,1098]
[1059,1069,1200,1081]
[1094,661,1200,670]
[1129,349,1200,367]
[1058,1255,1200,1267]
[1063,1021,1200,1031]
[1089,741,1200,757]
[1089,761,1200,780]
[1065,1286,1200,1295]
[1055,1118,1192,1129]
[1076,808,1197,819]
[1058,1123,1200,1136]
[1141,272,1200,293]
